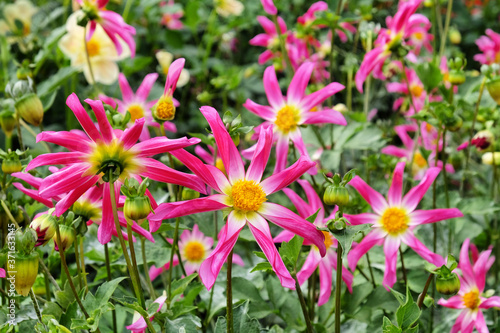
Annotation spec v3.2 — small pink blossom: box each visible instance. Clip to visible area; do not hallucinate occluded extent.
[261,0,277,15]
[474,29,500,65]
[160,0,184,30]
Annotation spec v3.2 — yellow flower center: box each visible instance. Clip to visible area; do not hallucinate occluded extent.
[22,24,30,36]
[413,32,424,40]
[380,207,409,235]
[183,241,205,262]
[155,98,175,121]
[72,199,101,222]
[275,105,300,132]
[322,231,333,249]
[86,39,100,57]
[413,152,428,168]
[230,179,267,212]
[86,140,141,181]
[127,104,144,122]
[463,290,481,310]
[215,157,226,174]
[425,123,434,132]
[410,84,424,98]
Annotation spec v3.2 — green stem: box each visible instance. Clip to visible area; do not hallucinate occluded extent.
[347,67,353,111]
[293,272,313,333]
[272,15,293,78]
[226,249,234,333]
[141,237,156,299]
[417,273,434,309]
[74,235,84,290]
[79,237,88,294]
[122,0,134,22]
[104,243,118,333]
[29,289,45,327]
[167,216,181,309]
[399,247,407,285]
[439,0,454,60]
[335,245,343,333]
[365,250,376,288]
[127,223,146,307]
[308,270,317,320]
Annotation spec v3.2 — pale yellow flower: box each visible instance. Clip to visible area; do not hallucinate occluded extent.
[214,0,244,17]
[156,50,189,87]
[58,11,129,85]
[482,152,500,166]
[0,0,38,52]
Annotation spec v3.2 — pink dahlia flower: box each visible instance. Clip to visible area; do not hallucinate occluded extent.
[77,0,136,57]
[438,239,500,333]
[126,294,167,333]
[345,162,463,289]
[244,62,346,174]
[160,0,184,30]
[25,93,205,244]
[275,179,354,305]
[0,268,5,278]
[474,29,500,65]
[260,0,277,15]
[149,106,326,290]
[250,15,288,65]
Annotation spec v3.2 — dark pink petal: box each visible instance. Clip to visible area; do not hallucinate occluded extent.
[387,162,405,206]
[344,213,379,226]
[39,164,93,198]
[26,152,83,171]
[289,128,308,157]
[0,268,5,278]
[36,131,92,153]
[382,237,400,290]
[259,202,326,256]
[261,155,315,195]
[273,229,295,243]
[149,195,228,223]
[98,183,115,245]
[298,179,323,220]
[437,295,465,309]
[401,233,445,267]
[164,58,185,95]
[258,50,275,64]
[12,183,54,208]
[474,310,488,333]
[297,249,322,284]
[134,137,200,157]
[247,213,295,289]
[66,93,101,142]
[479,296,500,309]
[12,172,43,188]
[458,238,475,288]
[85,98,114,143]
[355,47,388,93]
[318,260,333,306]
[302,109,347,126]
[257,15,276,35]
[263,66,285,109]
[300,82,345,111]
[473,248,493,291]
[136,73,159,101]
[282,188,314,219]
[118,73,134,103]
[409,208,463,226]
[55,175,100,216]
[346,229,385,272]
[200,106,245,183]
[273,132,289,174]
[348,176,389,215]
[199,211,246,290]
[86,20,97,41]
[246,126,273,183]
[243,99,275,121]
[120,118,145,149]
[261,0,277,15]
[381,146,409,159]
[287,62,314,104]
[402,167,440,212]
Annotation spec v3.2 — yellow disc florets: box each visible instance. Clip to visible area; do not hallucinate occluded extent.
[380,207,409,235]
[275,105,300,132]
[230,179,267,212]
[127,104,144,122]
[322,231,333,249]
[86,140,141,181]
[463,290,481,310]
[86,39,100,57]
[183,241,205,262]
[410,84,424,98]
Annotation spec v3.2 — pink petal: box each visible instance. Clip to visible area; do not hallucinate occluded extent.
[297,249,322,284]
[243,99,275,121]
[200,106,245,184]
[298,179,324,220]
[134,137,200,157]
[26,152,83,171]
[474,310,488,333]
[263,66,285,109]
[437,295,465,309]
[98,183,115,245]
[261,155,316,195]
[55,175,100,216]
[12,183,54,208]
[199,210,246,290]
[261,0,277,15]
[136,73,159,101]
[458,239,475,288]
[381,146,410,159]
[348,176,389,215]
[282,188,314,219]
[402,167,440,212]
[300,82,345,112]
[473,248,493,291]
[401,232,445,267]
[164,58,185,95]
[258,202,326,256]
[302,109,347,126]
[287,62,314,104]
[387,162,405,206]
[38,164,92,198]
[66,93,101,142]
[120,118,145,149]
[246,126,273,183]
[36,131,92,153]
[347,229,385,272]
[149,195,228,223]
[344,213,379,226]
[0,268,5,278]
[317,259,333,306]
[382,237,400,290]
[247,213,295,289]
[479,296,500,309]
[409,208,463,226]
[273,132,289,174]
[83,99,114,144]
[118,73,134,103]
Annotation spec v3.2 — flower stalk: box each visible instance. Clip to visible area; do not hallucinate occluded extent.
[226,248,234,333]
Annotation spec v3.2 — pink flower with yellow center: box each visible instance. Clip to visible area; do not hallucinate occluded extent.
[160,0,184,30]
[345,162,463,289]
[77,0,136,57]
[100,73,177,141]
[474,29,500,65]
[149,106,327,290]
[126,293,167,333]
[25,93,205,244]
[243,62,346,174]
[274,180,354,306]
[386,62,427,115]
[250,15,288,65]
[438,239,500,333]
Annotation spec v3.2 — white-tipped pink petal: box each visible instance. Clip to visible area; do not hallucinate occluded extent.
[401,233,445,267]
[243,99,275,121]
[287,62,314,104]
[347,229,385,272]
[437,295,465,309]
[348,176,389,215]
[263,66,285,109]
[402,167,440,212]
[149,195,228,223]
[164,58,185,95]
[382,237,401,290]
[317,260,333,306]
[246,126,273,183]
[261,155,316,195]
[387,162,405,206]
[409,208,463,226]
[297,249,322,285]
[344,213,379,226]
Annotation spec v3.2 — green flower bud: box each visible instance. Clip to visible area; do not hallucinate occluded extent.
[182,188,201,201]
[30,211,57,246]
[124,196,153,224]
[449,28,461,45]
[14,93,44,126]
[436,272,461,296]
[445,115,463,132]
[0,111,16,137]
[2,158,22,174]
[486,77,500,105]
[448,70,466,86]
[327,217,348,233]
[6,251,39,296]
[323,185,349,206]
[15,228,37,255]
[55,225,75,252]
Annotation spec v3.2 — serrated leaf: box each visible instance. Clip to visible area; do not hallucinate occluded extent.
[382,317,402,333]
[171,273,198,300]
[165,314,201,333]
[396,287,421,330]
[415,62,443,92]
[306,208,321,223]
[278,235,303,270]
[331,224,372,261]
[215,301,261,333]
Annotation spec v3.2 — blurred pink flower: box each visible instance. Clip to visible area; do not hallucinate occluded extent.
[126,294,167,333]
[474,29,500,65]
[345,162,462,289]
[160,0,183,30]
[250,15,288,65]
[261,0,277,15]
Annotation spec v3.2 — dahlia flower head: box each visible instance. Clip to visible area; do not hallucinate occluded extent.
[126,293,167,333]
[250,15,289,65]
[149,106,327,290]
[0,0,38,52]
[438,239,500,333]
[474,29,500,65]
[345,161,463,289]
[160,0,184,30]
[25,93,206,244]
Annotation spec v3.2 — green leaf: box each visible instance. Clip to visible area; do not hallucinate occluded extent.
[396,287,421,330]
[250,261,273,273]
[214,301,261,333]
[331,224,372,261]
[415,62,443,92]
[37,67,79,98]
[171,273,198,300]
[165,314,201,333]
[278,235,303,270]
[306,208,321,223]
[231,277,265,302]
[382,317,402,333]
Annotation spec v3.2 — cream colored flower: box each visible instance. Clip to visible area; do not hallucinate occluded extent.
[214,0,244,17]
[0,0,38,52]
[58,11,129,85]
[156,50,189,87]
[482,152,500,166]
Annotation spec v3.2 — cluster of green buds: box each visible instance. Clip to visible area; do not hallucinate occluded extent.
[103,103,131,130]
[30,209,58,246]
[433,255,461,296]
[0,148,24,174]
[323,170,357,232]
[5,77,44,126]
[222,111,253,147]
[16,59,34,80]
[121,178,154,224]
[482,64,500,105]
[434,103,463,132]
[6,228,39,296]
[447,57,467,86]
[53,212,79,252]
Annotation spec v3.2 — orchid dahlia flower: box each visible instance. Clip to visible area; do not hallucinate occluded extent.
[77,0,136,57]
[149,106,326,290]
[438,239,500,333]
[243,62,346,174]
[126,293,167,333]
[274,179,354,305]
[250,15,288,65]
[474,29,500,65]
[25,93,205,244]
[345,162,463,289]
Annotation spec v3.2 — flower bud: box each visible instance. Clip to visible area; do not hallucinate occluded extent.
[333,103,348,113]
[327,217,348,233]
[448,70,466,86]
[482,152,500,165]
[124,196,153,224]
[15,93,44,126]
[182,188,201,200]
[6,251,39,296]
[449,28,461,44]
[2,157,22,174]
[471,130,494,151]
[323,185,349,206]
[55,225,75,252]
[436,272,461,296]
[30,212,57,246]
[444,115,463,132]
[486,77,500,105]
[152,95,175,122]
[15,228,37,255]
[0,111,16,137]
